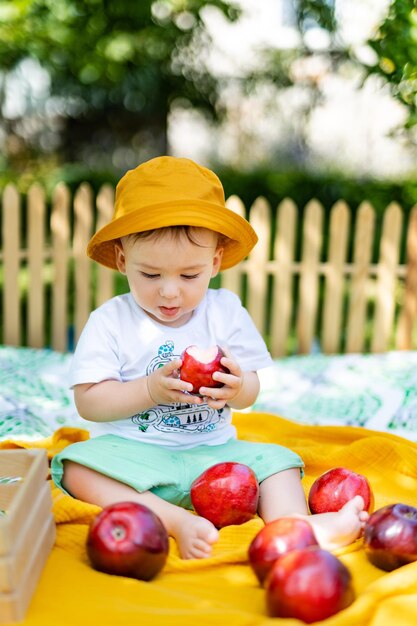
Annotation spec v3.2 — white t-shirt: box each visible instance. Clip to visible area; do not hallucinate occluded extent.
[69,288,273,449]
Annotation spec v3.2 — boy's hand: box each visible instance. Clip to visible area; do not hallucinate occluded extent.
[198,347,244,410]
[146,359,203,406]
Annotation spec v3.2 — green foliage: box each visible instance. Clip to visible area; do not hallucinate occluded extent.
[362,0,417,129]
[11,160,417,218]
[1,0,417,179]
[15,0,225,111]
[0,0,240,167]
[8,161,417,215]
[216,165,417,214]
[294,0,337,36]
[0,0,239,96]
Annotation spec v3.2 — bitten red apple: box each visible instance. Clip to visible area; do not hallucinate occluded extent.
[86,501,169,581]
[308,467,374,514]
[248,517,319,584]
[180,345,229,394]
[364,503,417,571]
[265,547,355,623]
[190,461,259,528]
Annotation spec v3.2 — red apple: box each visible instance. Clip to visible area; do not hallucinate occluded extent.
[180,345,229,394]
[364,503,417,571]
[308,467,374,514]
[190,461,259,528]
[86,501,169,581]
[248,517,319,584]
[265,547,355,623]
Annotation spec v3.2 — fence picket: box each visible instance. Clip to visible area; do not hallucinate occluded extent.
[371,202,403,352]
[297,200,323,354]
[397,205,417,349]
[271,199,297,357]
[96,185,115,307]
[27,184,46,348]
[51,184,70,352]
[73,184,94,343]
[246,198,270,335]
[346,202,375,353]
[2,185,21,346]
[221,196,246,296]
[322,201,350,354]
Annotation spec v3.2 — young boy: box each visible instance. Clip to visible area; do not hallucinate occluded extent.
[51,156,368,559]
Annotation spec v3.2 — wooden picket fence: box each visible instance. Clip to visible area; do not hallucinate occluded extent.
[1,182,417,357]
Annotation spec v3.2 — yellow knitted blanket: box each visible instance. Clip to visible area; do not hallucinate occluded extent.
[6,412,417,626]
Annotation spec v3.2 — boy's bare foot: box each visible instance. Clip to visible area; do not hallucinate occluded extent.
[304,495,369,550]
[170,509,219,559]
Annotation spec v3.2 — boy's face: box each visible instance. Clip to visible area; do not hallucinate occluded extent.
[115,228,223,327]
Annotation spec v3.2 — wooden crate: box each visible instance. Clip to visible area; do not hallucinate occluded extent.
[0,517,55,623]
[0,482,53,593]
[0,450,49,555]
[0,450,55,623]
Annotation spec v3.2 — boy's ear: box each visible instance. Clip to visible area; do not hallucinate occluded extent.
[211,246,224,278]
[114,241,127,275]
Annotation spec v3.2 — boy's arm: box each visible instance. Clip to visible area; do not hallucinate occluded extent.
[74,377,154,422]
[74,359,203,422]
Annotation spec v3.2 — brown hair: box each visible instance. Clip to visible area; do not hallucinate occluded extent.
[120,225,229,249]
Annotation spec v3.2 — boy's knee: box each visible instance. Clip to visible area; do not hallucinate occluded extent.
[61,459,88,496]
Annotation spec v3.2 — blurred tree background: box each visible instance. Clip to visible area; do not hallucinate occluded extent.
[0,0,416,208]
[0,0,241,186]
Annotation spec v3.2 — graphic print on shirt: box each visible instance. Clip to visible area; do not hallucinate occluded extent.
[131,340,224,434]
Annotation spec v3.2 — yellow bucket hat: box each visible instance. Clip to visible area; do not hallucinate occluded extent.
[87,156,258,270]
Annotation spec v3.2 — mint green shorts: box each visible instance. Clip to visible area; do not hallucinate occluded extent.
[51,435,304,510]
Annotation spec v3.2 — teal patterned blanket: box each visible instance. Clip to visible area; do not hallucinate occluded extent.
[0,346,84,441]
[254,351,417,441]
[1,346,417,442]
